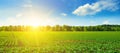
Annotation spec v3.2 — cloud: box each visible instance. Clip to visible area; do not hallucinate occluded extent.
[73,0,119,16]
[103,20,110,24]
[61,13,67,16]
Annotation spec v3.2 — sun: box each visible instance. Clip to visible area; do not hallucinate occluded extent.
[30,22,39,28]
[21,7,55,27]
[24,17,54,27]
[29,19,40,27]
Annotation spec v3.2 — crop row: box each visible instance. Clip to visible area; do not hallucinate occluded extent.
[0,39,120,53]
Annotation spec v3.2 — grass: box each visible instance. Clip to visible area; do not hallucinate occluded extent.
[0,31,120,53]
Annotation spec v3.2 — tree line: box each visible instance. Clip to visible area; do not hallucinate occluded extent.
[0,24,120,31]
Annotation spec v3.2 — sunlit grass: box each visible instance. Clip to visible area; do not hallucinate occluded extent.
[0,32,120,52]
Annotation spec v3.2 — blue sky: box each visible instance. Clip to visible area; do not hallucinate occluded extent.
[0,0,120,26]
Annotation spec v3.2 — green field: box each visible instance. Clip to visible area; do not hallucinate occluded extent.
[0,32,120,53]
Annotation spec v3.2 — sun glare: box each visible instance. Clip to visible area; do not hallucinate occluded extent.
[29,19,40,27]
[19,5,55,27]
[24,16,54,27]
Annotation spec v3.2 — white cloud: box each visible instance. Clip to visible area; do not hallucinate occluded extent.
[61,13,67,16]
[103,20,110,24]
[73,0,119,16]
